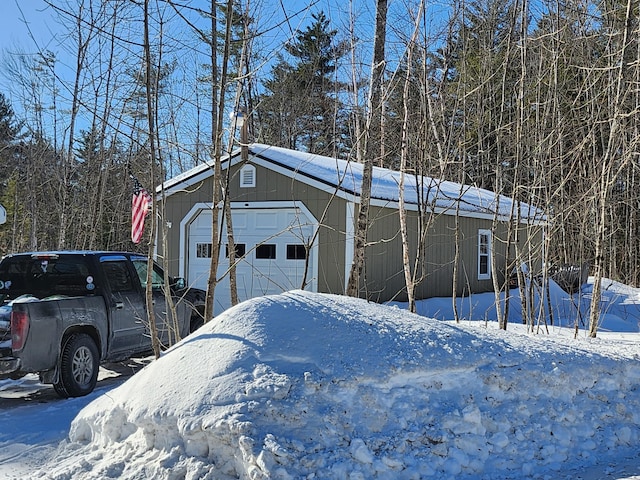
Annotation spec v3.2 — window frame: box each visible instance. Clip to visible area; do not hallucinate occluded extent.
[196,242,212,258]
[286,244,307,260]
[477,228,492,280]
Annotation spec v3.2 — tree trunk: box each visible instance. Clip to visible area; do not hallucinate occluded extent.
[588,0,633,337]
[143,0,161,358]
[398,0,424,313]
[204,0,223,322]
[346,0,387,297]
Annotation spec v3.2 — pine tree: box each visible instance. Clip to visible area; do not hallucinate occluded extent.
[257,11,349,156]
[0,93,23,255]
[0,93,21,145]
[0,93,22,180]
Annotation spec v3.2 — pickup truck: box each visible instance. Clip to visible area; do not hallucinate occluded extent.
[0,251,206,398]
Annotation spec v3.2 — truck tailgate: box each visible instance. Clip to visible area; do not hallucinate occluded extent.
[10,296,108,373]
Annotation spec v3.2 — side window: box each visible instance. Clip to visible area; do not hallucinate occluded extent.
[133,259,164,288]
[102,261,134,293]
[151,265,165,287]
[478,229,491,280]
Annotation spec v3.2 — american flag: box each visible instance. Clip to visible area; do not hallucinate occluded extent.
[131,175,152,244]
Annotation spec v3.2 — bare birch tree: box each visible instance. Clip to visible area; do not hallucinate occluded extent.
[588,0,635,337]
[398,1,425,313]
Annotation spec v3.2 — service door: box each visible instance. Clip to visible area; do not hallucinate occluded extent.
[188,206,317,314]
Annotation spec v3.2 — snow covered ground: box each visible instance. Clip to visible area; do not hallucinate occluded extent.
[1,278,639,479]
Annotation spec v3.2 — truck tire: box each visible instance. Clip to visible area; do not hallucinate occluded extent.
[53,333,99,398]
[190,310,204,333]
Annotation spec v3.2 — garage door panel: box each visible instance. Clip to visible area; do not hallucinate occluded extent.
[233,211,248,230]
[189,266,210,289]
[255,212,278,229]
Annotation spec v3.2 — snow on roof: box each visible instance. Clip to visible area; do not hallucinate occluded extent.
[251,144,545,221]
[160,143,546,222]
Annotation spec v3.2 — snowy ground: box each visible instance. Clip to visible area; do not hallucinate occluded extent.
[1,278,639,479]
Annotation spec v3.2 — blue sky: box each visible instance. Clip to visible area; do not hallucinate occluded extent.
[0,0,63,106]
[0,1,374,122]
[0,1,57,52]
[0,0,367,160]
[0,0,429,154]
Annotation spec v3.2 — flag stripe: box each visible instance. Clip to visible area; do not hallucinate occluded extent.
[131,176,151,244]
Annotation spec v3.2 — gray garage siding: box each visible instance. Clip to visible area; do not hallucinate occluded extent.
[363,206,543,302]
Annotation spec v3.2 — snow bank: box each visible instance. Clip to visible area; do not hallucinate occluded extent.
[412,277,640,334]
[42,290,640,479]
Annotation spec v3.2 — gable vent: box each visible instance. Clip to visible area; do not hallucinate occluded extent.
[240,164,256,188]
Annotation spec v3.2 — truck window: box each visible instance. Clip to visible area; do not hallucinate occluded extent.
[102,261,134,293]
[132,259,164,289]
[0,256,94,299]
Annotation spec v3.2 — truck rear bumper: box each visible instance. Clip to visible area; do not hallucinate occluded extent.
[0,356,21,377]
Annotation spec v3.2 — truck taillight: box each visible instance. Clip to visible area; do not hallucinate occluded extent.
[11,311,29,351]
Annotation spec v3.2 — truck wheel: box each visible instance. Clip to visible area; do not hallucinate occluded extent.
[190,312,204,333]
[53,333,99,398]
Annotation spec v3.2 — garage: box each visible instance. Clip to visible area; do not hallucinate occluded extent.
[186,202,319,313]
[158,144,544,310]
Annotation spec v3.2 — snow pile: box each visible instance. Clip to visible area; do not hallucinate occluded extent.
[411,277,640,333]
[41,290,640,479]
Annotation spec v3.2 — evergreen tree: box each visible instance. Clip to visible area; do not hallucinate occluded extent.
[0,93,21,146]
[257,12,349,156]
[0,93,22,180]
[0,93,23,255]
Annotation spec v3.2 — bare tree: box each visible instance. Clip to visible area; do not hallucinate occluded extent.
[346,0,388,297]
[398,0,425,313]
[204,0,237,321]
[142,0,161,357]
[588,0,635,337]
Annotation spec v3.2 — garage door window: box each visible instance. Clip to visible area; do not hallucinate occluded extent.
[256,244,276,259]
[286,244,307,260]
[225,243,246,258]
[196,243,212,258]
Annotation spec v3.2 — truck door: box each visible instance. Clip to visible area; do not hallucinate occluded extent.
[100,258,146,354]
[130,257,184,349]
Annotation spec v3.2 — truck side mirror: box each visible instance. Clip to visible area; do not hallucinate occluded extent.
[172,277,186,290]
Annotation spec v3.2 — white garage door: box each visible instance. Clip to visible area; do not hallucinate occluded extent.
[188,205,317,314]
